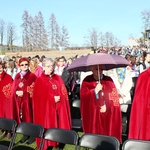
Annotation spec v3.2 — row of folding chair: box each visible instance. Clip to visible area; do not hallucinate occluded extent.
[0,118,119,150]
[0,118,78,150]
[0,118,44,150]
[79,137,150,150]
[0,117,150,150]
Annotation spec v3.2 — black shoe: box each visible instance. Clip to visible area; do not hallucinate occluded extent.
[19,135,29,143]
[47,146,53,150]
[58,143,65,149]
[26,137,35,145]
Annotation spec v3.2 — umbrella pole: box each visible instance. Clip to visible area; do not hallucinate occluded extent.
[96,65,100,99]
[97,65,100,83]
[97,65,104,101]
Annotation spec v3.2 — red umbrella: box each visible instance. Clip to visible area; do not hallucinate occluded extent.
[67,53,129,72]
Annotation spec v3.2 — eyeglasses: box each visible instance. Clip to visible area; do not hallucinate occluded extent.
[20,64,28,66]
[45,65,54,68]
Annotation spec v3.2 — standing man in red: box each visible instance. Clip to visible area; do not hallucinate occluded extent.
[129,67,150,140]
[32,58,71,150]
[11,57,37,143]
[80,65,122,142]
[0,62,13,118]
[0,62,13,138]
[11,57,37,124]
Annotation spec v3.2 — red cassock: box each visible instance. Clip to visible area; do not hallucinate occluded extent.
[32,73,71,149]
[0,71,13,118]
[80,74,122,142]
[11,71,37,124]
[129,68,150,140]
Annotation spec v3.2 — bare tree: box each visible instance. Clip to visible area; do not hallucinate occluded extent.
[114,37,121,47]
[34,11,48,51]
[48,13,57,50]
[99,32,104,48]
[7,22,16,51]
[38,12,48,50]
[0,19,5,46]
[104,32,110,48]
[54,23,60,50]
[22,11,48,51]
[85,28,121,49]
[21,10,32,51]
[30,15,36,51]
[60,25,69,48]
[141,10,150,31]
[103,31,120,48]
[86,28,98,48]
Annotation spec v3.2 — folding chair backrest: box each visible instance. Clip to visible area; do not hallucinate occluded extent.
[122,139,150,150]
[10,122,44,150]
[0,118,17,132]
[44,128,78,145]
[15,122,44,138]
[0,118,17,150]
[71,99,82,131]
[79,133,120,150]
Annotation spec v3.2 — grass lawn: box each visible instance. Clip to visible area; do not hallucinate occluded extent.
[0,131,126,150]
[0,131,83,150]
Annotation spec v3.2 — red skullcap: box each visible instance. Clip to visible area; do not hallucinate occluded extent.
[18,57,29,66]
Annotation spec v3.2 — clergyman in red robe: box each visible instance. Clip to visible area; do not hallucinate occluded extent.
[11,57,37,124]
[32,58,71,150]
[129,67,150,140]
[80,65,122,142]
[0,62,13,118]
[0,62,13,138]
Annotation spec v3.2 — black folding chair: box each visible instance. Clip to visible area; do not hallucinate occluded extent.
[72,99,80,108]
[71,99,82,131]
[11,122,44,150]
[0,118,17,150]
[79,133,120,150]
[122,139,150,150]
[42,128,79,150]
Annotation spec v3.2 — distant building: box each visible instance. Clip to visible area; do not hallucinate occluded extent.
[128,38,139,47]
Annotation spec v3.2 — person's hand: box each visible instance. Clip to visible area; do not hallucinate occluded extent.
[119,93,125,99]
[100,104,106,113]
[95,82,103,94]
[54,96,60,103]
[16,91,23,97]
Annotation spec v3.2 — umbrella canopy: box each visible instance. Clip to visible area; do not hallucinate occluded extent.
[67,53,130,72]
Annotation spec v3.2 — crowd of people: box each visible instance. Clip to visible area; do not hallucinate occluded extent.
[0,45,150,149]
[0,55,72,150]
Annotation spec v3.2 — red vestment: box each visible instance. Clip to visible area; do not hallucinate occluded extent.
[129,68,150,140]
[80,74,122,142]
[0,71,13,118]
[32,73,71,149]
[11,70,37,124]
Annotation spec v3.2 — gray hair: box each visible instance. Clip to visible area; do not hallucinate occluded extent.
[42,58,55,68]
